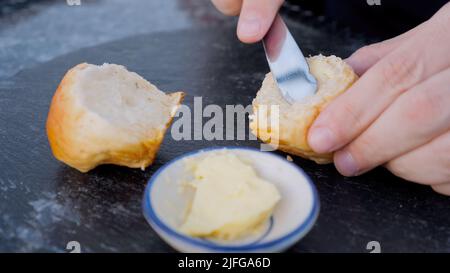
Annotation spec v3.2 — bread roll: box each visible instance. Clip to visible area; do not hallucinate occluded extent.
[250,55,358,164]
[46,63,184,172]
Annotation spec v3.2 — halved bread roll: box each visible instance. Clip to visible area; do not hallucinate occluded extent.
[250,55,358,164]
[46,63,184,172]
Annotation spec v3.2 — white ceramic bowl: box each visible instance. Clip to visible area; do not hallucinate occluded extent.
[142,147,319,253]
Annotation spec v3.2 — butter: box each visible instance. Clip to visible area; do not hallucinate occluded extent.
[179,152,280,240]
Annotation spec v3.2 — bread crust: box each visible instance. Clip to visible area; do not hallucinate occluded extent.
[250,55,358,164]
[46,63,184,172]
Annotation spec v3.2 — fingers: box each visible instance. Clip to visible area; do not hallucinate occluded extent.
[211,0,284,43]
[386,130,450,186]
[346,21,426,75]
[308,12,450,155]
[211,0,243,16]
[333,68,450,176]
[345,2,450,75]
[237,0,284,43]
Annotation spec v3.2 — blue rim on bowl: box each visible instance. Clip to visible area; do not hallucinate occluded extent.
[142,146,320,252]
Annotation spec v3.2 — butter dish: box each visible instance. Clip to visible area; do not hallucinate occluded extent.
[142,147,319,253]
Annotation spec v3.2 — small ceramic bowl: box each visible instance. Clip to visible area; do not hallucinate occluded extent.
[142,147,319,253]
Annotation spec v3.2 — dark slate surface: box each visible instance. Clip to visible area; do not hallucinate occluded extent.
[0,22,449,252]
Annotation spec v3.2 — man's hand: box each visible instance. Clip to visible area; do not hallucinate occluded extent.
[211,0,284,43]
[308,3,450,195]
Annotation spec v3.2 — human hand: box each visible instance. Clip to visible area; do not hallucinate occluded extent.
[307,3,450,195]
[211,0,284,43]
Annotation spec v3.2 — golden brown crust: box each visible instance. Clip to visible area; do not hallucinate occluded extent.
[250,55,358,164]
[46,64,184,172]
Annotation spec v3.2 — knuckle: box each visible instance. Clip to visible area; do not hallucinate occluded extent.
[402,90,443,126]
[379,51,422,93]
[340,101,364,131]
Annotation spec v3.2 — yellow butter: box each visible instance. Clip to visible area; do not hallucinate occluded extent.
[179,152,280,240]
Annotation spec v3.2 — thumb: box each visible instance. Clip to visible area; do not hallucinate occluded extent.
[237,0,284,43]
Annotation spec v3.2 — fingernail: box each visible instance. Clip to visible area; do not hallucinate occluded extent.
[308,127,336,153]
[238,17,261,39]
[335,150,359,176]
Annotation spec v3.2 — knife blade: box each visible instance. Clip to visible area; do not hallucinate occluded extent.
[263,15,317,104]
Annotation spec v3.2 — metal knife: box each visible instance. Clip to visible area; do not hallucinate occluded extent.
[263,15,317,104]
